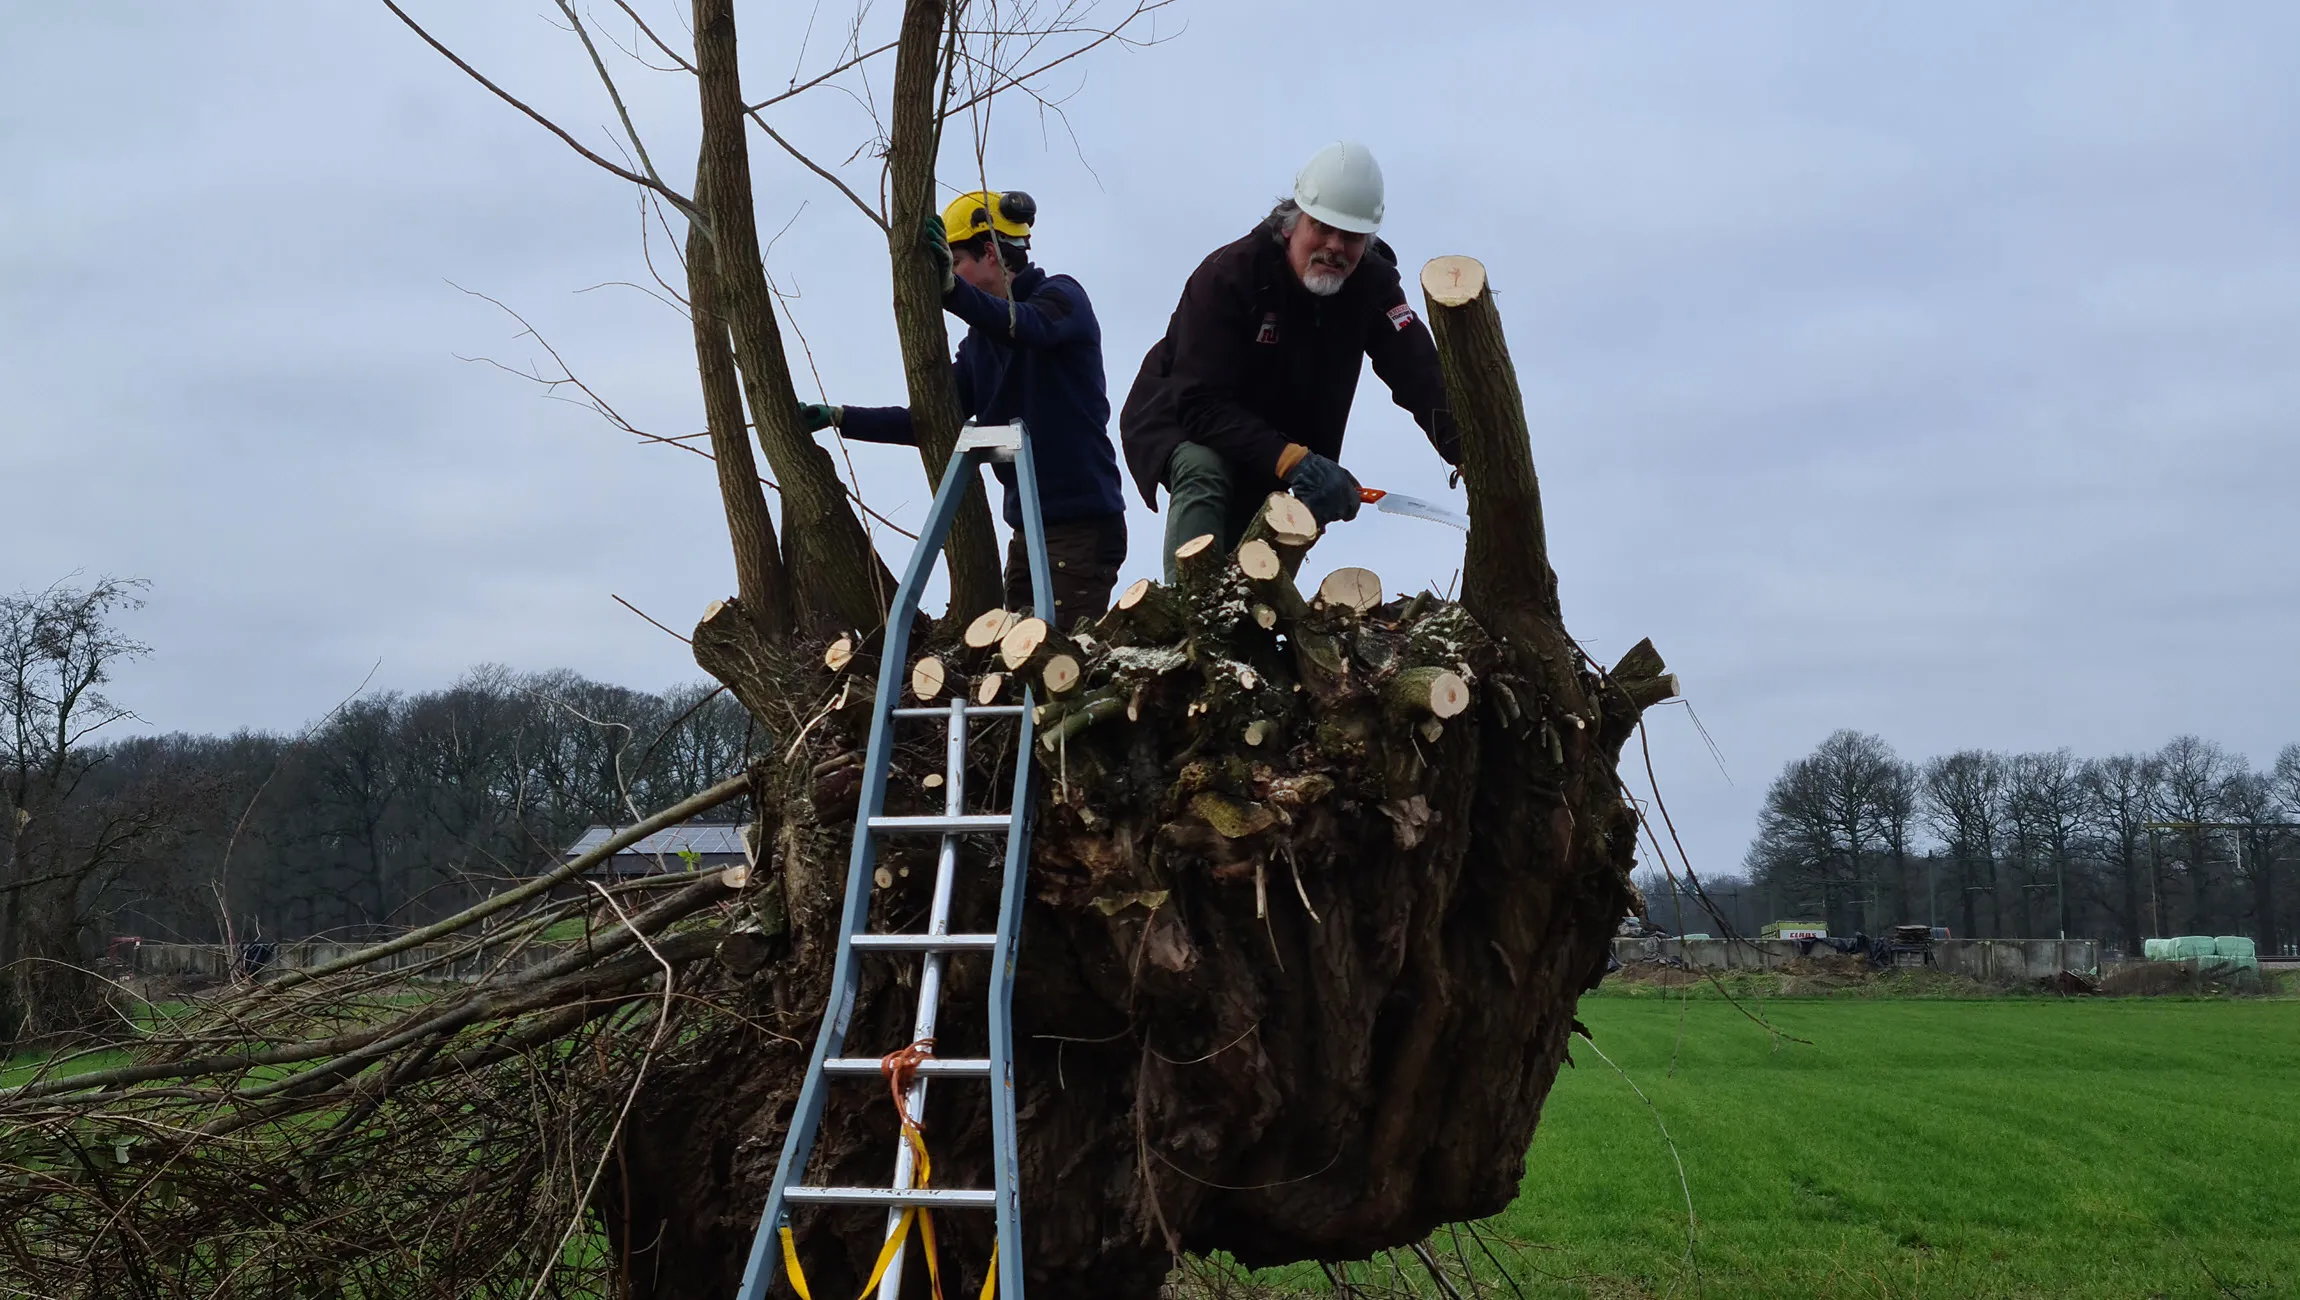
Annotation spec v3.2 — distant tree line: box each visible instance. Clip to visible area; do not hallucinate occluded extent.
[101,666,755,947]
[1658,729,2300,955]
[1,576,755,1037]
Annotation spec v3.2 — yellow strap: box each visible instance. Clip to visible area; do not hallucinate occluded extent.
[780,1226,813,1300]
[980,1241,998,1300]
[783,1122,953,1300]
[858,1207,917,1297]
[906,1124,946,1300]
[919,1206,944,1296]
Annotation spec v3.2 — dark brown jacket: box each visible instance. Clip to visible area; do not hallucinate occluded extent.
[1119,224,1458,507]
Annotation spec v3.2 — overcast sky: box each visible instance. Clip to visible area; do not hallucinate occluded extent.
[6,2,2296,879]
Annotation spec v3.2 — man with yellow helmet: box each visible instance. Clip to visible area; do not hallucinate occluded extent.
[800,189,1127,622]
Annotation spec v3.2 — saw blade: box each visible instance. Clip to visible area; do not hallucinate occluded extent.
[1368,491,1469,531]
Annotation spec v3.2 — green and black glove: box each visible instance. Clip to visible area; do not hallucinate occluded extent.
[797,402,841,434]
[921,213,956,296]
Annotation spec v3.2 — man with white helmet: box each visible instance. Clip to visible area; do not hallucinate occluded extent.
[1120,142,1457,575]
[803,190,1128,621]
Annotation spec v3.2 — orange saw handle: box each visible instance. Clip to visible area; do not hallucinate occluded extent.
[1358,487,1386,503]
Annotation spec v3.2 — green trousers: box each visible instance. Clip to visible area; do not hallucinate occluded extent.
[1160,442,1264,582]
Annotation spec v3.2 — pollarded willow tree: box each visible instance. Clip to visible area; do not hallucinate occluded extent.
[0,6,1675,1298]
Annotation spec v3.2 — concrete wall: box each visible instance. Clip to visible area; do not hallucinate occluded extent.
[1614,936,2100,980]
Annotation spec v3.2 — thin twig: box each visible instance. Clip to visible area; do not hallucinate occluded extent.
[1575,1030,1700,1296]
[611,594,692,645]
[378,1,694,216]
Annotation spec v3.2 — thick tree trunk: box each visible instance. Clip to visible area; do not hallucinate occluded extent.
[1421,255,1560,639]
[620,256,1657,1299]
[693,0,891,638]
[885,0,1004,627]
[687,150,794,648]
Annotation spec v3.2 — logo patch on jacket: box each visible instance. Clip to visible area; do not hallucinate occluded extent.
[1255,313,1279,345]
[1386,303,1416,332]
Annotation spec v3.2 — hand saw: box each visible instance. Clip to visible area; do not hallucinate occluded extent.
[1358,487,1468,531]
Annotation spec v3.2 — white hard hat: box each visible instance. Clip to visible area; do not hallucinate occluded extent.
[1293,141,1385,235]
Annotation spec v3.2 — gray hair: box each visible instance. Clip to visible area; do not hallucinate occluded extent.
[1263,197,1302,242]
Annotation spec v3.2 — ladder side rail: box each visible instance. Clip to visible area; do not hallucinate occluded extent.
[988,421,1051,1300]
[735,444,990,1300]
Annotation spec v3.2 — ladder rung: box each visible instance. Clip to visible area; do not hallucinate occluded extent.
[849,933,998,952]
[892,705,1027,719]
[868,814,1011,835]
[784,1186,997,1208]
[823,1057,991,1076]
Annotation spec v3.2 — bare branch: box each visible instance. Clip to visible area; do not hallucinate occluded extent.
[608,0,696,72]
[378,0,695,216]
[941,1,1179,122]
[747,39,899,111]
[745,109,888,230]
[552,0,674,194]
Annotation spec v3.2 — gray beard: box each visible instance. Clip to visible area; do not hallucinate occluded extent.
[1301,265,1348,296]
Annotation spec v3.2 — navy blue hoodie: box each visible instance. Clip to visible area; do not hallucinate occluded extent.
[838,265,1125,529]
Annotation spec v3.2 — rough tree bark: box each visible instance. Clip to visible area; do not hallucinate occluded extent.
[606,256,1666,1299]
[884,0,1005,627]
[694,0,891,638]
[686,148,794,651]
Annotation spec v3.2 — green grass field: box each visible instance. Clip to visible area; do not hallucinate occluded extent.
[1476,994,2300,1299]
[12,989,2296,1297]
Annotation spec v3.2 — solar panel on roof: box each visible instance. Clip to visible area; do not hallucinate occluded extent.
[563,822,747,859]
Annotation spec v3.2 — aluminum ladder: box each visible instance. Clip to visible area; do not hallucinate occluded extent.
[736,419,1046,1300]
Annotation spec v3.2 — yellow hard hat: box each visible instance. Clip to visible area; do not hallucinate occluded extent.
[942,190,1035,246]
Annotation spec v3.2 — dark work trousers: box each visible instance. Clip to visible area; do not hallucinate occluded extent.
[1004,513,1128,627]
[1160,442,1264,581]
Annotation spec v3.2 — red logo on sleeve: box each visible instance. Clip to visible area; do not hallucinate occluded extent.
[1256,313,1280,345]
[1386,303,1416,331]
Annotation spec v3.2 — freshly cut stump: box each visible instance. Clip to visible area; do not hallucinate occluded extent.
[1236,539,1284,582]
[1041,653,1082,696]
[1317,567,1385,614]
[910,655,947,702]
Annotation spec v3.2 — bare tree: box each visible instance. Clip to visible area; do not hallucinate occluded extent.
[2153,735,2237,934]
[1745,730,1903,932]
[2082,753,2162,954]
[1876,757,1919,925]
[0,578,156,1038]
[2219,768,2285,953]
[1921,750,2004,938]
[0,11,1670,1297]
[2004,749,2087,939]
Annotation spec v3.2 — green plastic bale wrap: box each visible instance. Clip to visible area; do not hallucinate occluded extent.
[2213,936,2257,962]
[2144,938,2178,961]
[2171,935,2218,960]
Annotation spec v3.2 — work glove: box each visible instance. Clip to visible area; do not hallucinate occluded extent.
[797,402,841,434]
[1284,452,1363,527]
[921,213,956,296]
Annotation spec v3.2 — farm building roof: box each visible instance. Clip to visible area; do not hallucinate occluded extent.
[563,823,748,860]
